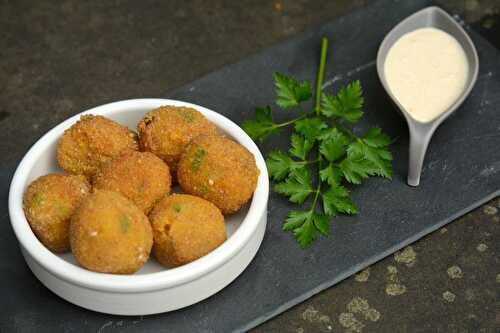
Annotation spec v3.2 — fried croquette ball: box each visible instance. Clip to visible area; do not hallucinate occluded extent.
[149,194,226,267]
[57,115,139,178]
[70,190,153,274]
[177,135,259,214]
[23,174,91,253]
[137,106,218,173]
[93,151,171,214]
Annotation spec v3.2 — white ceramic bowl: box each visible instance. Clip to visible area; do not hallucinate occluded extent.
[8,99,269,315]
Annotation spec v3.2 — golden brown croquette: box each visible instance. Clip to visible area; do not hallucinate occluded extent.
[137,106,218,173]
[57,115,139,178]
[177,135,259,214]
[70,190,153,274]
[93,151,171,214]
[149,194,226,267]
[23,174,91,253]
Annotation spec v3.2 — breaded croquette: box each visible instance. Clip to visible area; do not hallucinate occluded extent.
[57,115,138,178]
[149,194,226,267]
[177,135,259,214]
[23,173,91,253]
[137,106,218,173]
[93,151,171,214]
[70,190,153,274]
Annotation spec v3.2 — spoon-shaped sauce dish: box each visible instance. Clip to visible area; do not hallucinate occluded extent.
[377,6,479,186]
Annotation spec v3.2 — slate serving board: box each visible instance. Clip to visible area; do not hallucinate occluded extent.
[1,0,499,332]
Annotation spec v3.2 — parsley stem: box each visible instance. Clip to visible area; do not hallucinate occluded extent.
[275,115,306,128]
[315,37,329,115]
[297,158,320,165]
[335,123,356,140]
[310,186,321,212]
[311,37,329,215]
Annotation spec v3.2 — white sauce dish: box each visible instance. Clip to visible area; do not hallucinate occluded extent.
[377,7,479,186]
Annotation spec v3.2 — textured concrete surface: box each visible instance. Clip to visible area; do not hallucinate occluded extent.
[1,0,499,332]
[0,0,366,169]
[254,198,500,333]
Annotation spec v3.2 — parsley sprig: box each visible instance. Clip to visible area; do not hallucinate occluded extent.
[242,38,393,248]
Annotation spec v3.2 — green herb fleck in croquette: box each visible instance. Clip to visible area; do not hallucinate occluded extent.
[120,214,131,233]
[178,109,196,123]
[191,148,207,171]
[32,192,43,207]
[173,204,182,213]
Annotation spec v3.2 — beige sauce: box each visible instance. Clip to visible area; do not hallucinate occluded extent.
[384,27,468,122]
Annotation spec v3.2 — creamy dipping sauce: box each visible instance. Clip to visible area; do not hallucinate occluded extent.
[384,27,469,122]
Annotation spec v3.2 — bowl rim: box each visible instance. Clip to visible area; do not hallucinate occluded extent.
[8,98,269,293]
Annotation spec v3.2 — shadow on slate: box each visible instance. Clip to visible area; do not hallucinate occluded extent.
[1,0,499,332]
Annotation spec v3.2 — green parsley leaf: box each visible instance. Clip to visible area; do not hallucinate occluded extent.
[283,210,312,231]
[242,106,280,141]
[322,185,358,216]
[274,168,313,204]
[274,72,312,109]
[347,139,392,179]
[338,155,378,184]
[321,80,364,123]
[319,163,343,186]
[294,117,327,140]
[266,151,304,181]
[289,134,314,160]
[290,212,329,248]
[294,217,317,248]
[284,210,330,247]
[318,127,350,162]
[362,127,391,148]
[338,127,393,182]
[312,213,330,236]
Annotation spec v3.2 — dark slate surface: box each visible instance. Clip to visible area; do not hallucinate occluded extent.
[1,0,499,332]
